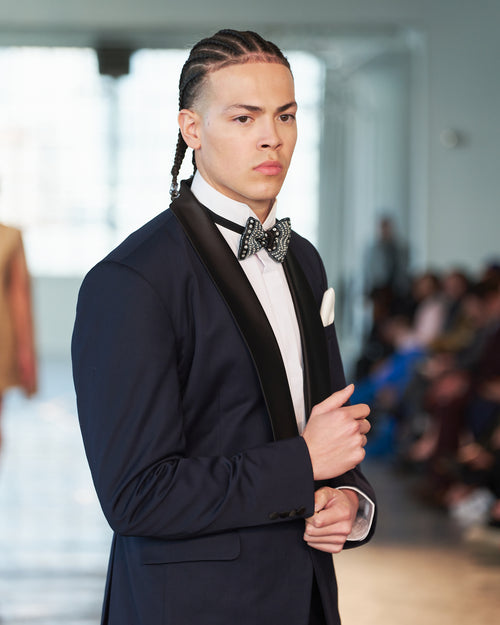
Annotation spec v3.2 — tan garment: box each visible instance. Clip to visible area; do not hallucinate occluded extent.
[0,224,37,394]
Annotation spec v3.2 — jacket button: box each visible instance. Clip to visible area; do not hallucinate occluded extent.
[279,511,289,519]
[297,506,306,516]
[288,509,297,518]
[269,512,279,520]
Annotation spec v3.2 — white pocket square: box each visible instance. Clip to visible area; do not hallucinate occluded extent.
[320,288,335,327]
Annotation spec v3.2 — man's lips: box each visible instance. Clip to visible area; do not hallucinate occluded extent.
[254,161,283,175]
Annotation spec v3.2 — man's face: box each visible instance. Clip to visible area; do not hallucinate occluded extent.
[180,62,297,220]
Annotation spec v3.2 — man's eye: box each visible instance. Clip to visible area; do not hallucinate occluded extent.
[280,114,295,122]
[235,116,251,124]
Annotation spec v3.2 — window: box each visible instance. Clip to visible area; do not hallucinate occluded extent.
[0,47,323,276]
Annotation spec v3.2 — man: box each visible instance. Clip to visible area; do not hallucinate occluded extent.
[72,29,375,625]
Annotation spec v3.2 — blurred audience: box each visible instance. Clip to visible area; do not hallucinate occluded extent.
[356,261,500,539]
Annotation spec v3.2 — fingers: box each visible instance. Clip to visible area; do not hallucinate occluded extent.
[305,516,349,535]
[305,523,352,539]
[307,492,351,527]
[305,538,347,554]
[359,418,371,435]
[304,511,353,553]
[311,486,335,514]
[353,403,371,420]
[303,384,371,481]
[311,384,355,416]
[304,511,353,554]
[312,385,370,422]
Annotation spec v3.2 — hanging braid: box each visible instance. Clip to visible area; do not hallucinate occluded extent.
[169,29,291,199]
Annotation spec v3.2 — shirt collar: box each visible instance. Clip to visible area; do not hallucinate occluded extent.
[190,171,278,230]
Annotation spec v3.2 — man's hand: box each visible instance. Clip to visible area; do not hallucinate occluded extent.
[304,487,358,553]
[302,385,370,480]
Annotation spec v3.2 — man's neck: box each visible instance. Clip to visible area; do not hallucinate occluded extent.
[251,200,274,224]
[190,171,278,229]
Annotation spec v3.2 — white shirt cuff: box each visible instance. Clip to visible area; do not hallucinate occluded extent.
[337,486,375,542]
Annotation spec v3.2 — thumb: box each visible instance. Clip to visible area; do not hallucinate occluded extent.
[314,486,337,513]
[312,384,354,417]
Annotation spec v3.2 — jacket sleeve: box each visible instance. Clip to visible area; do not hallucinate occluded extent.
[72,260,316,540]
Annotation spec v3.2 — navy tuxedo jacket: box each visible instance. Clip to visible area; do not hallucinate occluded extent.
[72,182,375,625]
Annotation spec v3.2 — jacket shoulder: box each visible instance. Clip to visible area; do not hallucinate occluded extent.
[105,209,180,266]
[81,208,191,288]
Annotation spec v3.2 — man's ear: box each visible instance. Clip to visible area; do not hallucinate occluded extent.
[178,109,202,150]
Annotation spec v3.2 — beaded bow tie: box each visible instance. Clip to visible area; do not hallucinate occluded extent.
[237,216,291,263]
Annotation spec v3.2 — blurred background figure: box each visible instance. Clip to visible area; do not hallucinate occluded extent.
[356,216,411,380]
[364,216,409,309]
[0,223,37,453]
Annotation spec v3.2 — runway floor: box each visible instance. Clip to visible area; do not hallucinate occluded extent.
[0,359,499,624]
[336,462,500,625]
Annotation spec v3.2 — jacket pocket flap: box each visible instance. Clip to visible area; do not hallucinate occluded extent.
[140,532,240,564]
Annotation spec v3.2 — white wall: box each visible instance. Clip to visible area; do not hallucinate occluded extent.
[32,276,81,360]
[426,5,500,270]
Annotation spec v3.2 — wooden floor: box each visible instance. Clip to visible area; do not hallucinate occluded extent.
[335,461,500,625]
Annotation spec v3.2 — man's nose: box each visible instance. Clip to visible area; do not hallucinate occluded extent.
[258,119,282,150]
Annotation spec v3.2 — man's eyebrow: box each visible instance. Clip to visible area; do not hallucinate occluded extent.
[224,101,298,114]
[224,104,263,114]
[276,101,297,113]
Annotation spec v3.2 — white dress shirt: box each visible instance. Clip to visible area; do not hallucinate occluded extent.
[190,172,374,540]
[191,172,307,433]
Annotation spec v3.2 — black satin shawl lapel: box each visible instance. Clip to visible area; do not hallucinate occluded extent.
[283,248,332,418]
[170,183,298,440]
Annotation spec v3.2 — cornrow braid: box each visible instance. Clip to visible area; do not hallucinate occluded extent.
[169,29,291,199]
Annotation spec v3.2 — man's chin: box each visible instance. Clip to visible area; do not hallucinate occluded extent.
[251,181,285,202]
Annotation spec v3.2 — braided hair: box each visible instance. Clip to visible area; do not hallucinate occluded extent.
[170,29,291,199]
